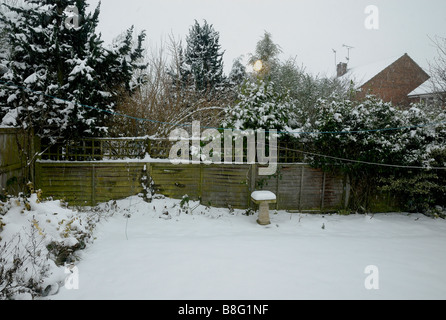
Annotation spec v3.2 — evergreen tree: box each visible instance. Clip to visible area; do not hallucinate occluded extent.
[248,31,282,78]
[181,20,225,94]
[0,0,147,141]
[228,57,246,86]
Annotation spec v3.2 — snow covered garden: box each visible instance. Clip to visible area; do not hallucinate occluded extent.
[1,192,446,300]
[1,0,446,301]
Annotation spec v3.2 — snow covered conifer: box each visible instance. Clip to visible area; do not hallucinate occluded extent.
[0,0,146,141]
[181,20,225,95]
[228,58,247,87]
[249,31,282,78]
[226,57,247,100]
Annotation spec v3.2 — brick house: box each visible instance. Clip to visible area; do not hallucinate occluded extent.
[338,53,430,108]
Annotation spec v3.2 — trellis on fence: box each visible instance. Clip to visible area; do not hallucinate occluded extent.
[39,136,307,163]
[40,137,170,161]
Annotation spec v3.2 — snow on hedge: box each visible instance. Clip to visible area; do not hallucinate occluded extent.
[0,193,100,299]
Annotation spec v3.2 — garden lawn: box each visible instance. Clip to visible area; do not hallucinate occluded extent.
[50,196,446,300]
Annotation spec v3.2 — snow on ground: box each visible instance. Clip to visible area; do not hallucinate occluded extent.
[2,194,446,300]
[49,196,446,300]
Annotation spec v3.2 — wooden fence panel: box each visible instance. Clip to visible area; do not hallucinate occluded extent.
[276,165,303,211]
[94,163,143,204]
[299,167,324,210]
[322,173,345,210]
[200,165,251,208]
[36,163,93,205]
[150,163,201,201]
[0,128,33,196]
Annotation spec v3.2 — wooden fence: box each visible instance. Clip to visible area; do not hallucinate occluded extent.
[35,160,348,211]
[34,137,349,210]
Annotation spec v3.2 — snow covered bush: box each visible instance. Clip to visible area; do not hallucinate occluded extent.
[308,96,424,168]
[0,217,5,233]
[223,79,294,132]
[0,192,100,299]
[139,165,155,203]
[380,172,446,214]
[300,95,446,212]
[0,222,53,299]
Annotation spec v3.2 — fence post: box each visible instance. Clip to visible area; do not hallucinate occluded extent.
[298,165,304,211]
[199,164,203,200]
[344,174,351,209]
[100,140,103,161]
[91,164,96,206]
[321,171,326,211]
[275,164,280,210]
[34,161,41,193]
[249,163,257,208]
[146,138,152,158]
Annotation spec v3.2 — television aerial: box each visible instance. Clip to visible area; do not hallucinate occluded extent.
[332,49,337,67]
[342,44,354,63]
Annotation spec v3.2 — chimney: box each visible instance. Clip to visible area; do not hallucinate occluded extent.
[337,62,348,78]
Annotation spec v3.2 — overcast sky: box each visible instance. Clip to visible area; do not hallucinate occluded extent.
[87,0,446,77]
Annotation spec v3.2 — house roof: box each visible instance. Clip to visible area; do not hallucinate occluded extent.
[408,80,433,97]
[339,55,401,87]
[408,80,446,98]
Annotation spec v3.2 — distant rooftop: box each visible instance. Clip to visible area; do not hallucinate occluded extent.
[408,80,433,97]
[338,55,401,87]
[408,79,446,98]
